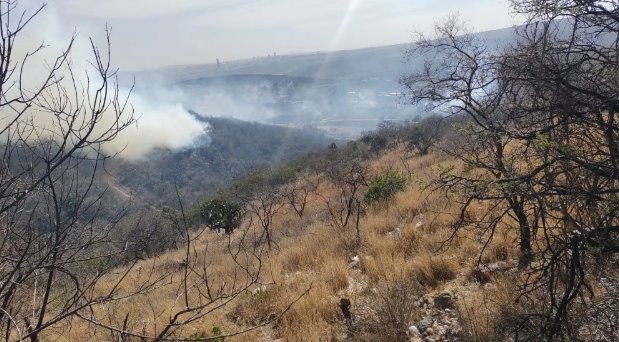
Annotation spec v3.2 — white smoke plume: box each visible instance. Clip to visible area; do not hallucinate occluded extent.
[5,1,207,160]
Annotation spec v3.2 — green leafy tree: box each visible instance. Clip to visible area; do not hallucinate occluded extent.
[200,197,245,234]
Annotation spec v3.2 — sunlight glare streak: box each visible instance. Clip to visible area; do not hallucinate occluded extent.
[328,0,362,52]
[314,0,362,79]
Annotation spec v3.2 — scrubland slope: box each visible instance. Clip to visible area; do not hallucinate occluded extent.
[57,145,553,342]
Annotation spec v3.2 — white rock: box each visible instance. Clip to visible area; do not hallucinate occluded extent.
[348,255,360,268]
[408,325,421,337]
[251,286,267,295]
[388,227,402,238]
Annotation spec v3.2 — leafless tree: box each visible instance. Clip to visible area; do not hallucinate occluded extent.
[0,1,140,340]
[246,188,286,251]
[75,186,307,341]
[401,15,536,266]
[284,176,320,218]
[319,148,368,248]
[0,2,304,340]
[403,1,619,339]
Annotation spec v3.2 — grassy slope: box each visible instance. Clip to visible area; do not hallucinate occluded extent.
[56,146,528,341]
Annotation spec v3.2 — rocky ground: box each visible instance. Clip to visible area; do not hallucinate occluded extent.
[407,291,462,342]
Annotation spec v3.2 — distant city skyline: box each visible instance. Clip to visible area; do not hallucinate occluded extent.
[41,0,515,70]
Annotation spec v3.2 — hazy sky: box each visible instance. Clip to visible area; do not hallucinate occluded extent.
[45,0,515,70]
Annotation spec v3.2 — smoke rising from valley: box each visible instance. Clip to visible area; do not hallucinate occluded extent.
[6,1,208,160]
[8,1,518,161]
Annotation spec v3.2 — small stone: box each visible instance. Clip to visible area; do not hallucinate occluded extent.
[423,337,435,342]
[474,268,492,284]
[408,325,421,337]
[348,255,360,268]
[474,261,514,283]
[388,227,402,238]
[434,291,456,310]
[417,318,433,333]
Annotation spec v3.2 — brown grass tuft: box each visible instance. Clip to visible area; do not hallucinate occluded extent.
[410,253,459,288]
[357,278,423,342]
[324,261,350,292]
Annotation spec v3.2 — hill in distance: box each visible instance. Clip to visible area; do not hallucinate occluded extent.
[107,115,333,206]
[108,24,524,207]
[124,25,518,139]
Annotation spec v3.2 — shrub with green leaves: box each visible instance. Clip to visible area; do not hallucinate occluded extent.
[200,197,245,234]
[364,170,407,204]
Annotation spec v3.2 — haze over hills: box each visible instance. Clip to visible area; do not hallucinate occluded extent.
[132,25,517,83]
[3,0,619,339]
[106,24,522,206]
[125,25,518,139]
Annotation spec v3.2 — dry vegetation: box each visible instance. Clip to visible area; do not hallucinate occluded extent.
[2,1,618,340]
[39,145,559,341]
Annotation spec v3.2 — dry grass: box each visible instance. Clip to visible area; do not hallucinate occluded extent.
[47,147,532,341]
[457,275,526,342]
[324,261,351,292]
[357,278,423,342]
[410,252,459,288]
[276,284,343,341]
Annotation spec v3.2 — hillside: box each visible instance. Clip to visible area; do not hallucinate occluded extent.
[43,138,480,341]
[107,115,332,206]
[130,25,517,85]
[2,2,618,340]
[46,130,608,342]
[43,110,618,341]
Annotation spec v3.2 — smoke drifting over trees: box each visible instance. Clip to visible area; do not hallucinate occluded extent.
[14,0,207,160]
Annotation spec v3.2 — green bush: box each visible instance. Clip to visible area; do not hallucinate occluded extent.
[364,170,407,204]
[200,197,245,234]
